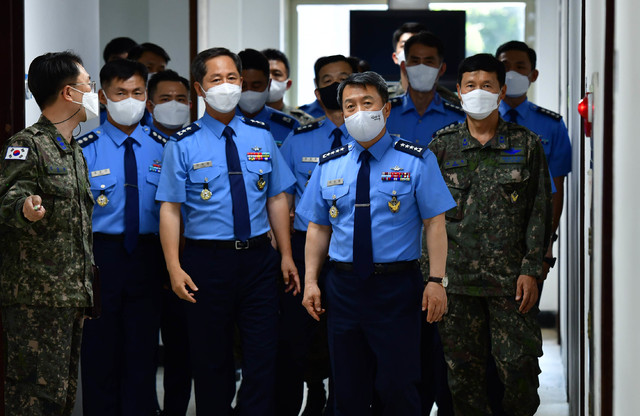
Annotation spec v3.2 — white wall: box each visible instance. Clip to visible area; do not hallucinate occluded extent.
[24,0,101,131]
[613,0,640,413]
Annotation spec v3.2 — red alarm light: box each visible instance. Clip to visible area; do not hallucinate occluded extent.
[578,93,592,137]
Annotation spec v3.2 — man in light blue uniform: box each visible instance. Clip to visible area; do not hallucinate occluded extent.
[298,99,325,119]
[156,47,299,416]
[78,59,166,415]
[387,31,465,146]
[236,49,299,146]
[496,41,571,280]
[275,55,355,416]
[298,71,454,415]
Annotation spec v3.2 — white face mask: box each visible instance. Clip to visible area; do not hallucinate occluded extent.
[152,100,190,130]
[460,89,501,120]
[405,64,440,92]
[106,95,147,126]
[267,79,288,102]
[396,49,406,65]
[200,83,241,113]
[344,108,386,143]
[505,70,531,97]
[71,87,99,121]
[239,88,269,114]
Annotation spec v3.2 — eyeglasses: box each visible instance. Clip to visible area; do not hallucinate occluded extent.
[69,81,97,93]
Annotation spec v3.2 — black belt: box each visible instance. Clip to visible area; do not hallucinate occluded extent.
[94,233,158,242]
[186,233,270,250]
[331,260,419,275]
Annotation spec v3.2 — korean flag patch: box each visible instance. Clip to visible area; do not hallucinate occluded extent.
[5,146,29,160]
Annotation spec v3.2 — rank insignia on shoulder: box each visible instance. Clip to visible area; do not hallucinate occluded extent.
[77,131,101,148]
[172,123,201,140]
[270,112,296,129]
[247,152,271,161]
[4,146,29,160]
[149,129,168,145]
[434,122,460,137]
[381,172,410,181]
[390,97,403,108]
[55,136,68,151]
[293,120,321,135]
[319,145,349,164]
[394,139,426,158]
[535,105,562,120]
[443,101,465,114]
[242,118,270,130]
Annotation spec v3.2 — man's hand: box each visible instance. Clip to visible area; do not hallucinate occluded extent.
[541,244,553,280]
[516,274,539,313]
[302,282,325,321]
[422,282,447,323]
[281,255,300,295]
[169,267,198,303]
[23,195,46,222]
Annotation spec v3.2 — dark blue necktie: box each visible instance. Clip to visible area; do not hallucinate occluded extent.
[223,126,251,241]
[331,128,343,149]
[507,108,518,123]
[353,150,373,279]
[123,137,139,254]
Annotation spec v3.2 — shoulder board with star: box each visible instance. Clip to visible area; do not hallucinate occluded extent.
[269,112,296,129]
[390,96,403,108]
[148,129,168,145]
[443,100,465,115]
[77,130,102,148]
[319,145,349,165]
[394,139,427,158]
[171,122,201,141]
[534,105,562,121]
[434,122,462,137]
[242,117,270,130]
[293,120,321,135]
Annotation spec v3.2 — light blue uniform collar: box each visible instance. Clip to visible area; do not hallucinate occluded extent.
[402,92,446,116]
[102,121,144,147]
[499,97,532,119]
[200,112,243,140]
[352,131,393,162]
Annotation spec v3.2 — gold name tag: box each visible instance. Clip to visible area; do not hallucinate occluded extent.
[302,157,319,163]
[193,161,213,170]
[91,168,111,177]
[327,178,344,187]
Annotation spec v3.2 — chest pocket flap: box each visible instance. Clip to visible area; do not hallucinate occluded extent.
[245,160,273,176]
[188,166,223,184]
[377,181,412,197]
[321,184,350,201]
[39,170,73,198]
[89,174,117,193]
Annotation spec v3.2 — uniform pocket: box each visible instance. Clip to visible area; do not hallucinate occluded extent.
[442,169,471,221]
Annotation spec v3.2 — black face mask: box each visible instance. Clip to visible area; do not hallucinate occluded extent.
[318,82,341,110]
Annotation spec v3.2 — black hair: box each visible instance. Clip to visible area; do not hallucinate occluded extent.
[99,59,148,89]
[148,70,190,100]
[495,40,537,70]
[261,48,290,77]
[28,51,83,109]
[404,31,445,60]
[392,22,427,50]
[191,47,242,85]
[337,71,389,108]
[457,53,506,86]
[102,37,138,63]
[313,55,357,86]
[128,42,171,63]
[238,49,270,78]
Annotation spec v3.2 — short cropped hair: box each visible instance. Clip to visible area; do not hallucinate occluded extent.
[495,40,537,70]
[148,70,190,100]
[103,37,138,63]
[392,22,427,50]
[313,55,357,86]
[337,71,389,108]
[261,48,290,77]
[128,42,171,63]
[457,53,506,87]
[404,31,445,60]
[191,48,242,85]
[28,51,83,109]
[100,59,148,89]
[238,49,270,78]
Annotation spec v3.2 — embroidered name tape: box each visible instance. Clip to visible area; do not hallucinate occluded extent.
[91,168,111,177]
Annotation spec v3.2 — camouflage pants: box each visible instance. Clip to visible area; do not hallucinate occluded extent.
[2,305,84,416]
[439,294,542,416]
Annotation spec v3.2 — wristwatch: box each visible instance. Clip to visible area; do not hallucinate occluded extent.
[428,276,448,288]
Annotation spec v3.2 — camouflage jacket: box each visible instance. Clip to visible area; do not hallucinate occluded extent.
[0,116,94,307]
[428,118,551,296]
[282,104,317,126]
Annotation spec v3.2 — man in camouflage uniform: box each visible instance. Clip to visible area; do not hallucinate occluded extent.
[0,52,95,415]
[428,54,551,416]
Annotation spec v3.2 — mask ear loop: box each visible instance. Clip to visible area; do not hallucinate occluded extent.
[72,123,82,138]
